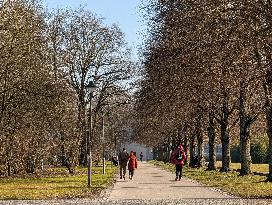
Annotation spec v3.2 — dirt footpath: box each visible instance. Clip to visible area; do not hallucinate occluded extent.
[108,161,232,200]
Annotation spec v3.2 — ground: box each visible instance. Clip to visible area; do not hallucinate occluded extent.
[0,162,272,205]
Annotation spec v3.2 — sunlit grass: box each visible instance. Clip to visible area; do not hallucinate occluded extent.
[216,161,269,173]
[0,163,117,200]
[149,160,272,198]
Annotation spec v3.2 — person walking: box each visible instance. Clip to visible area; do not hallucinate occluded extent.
[128,151,137,180]
[139,152,143,162]
[170,144,186,181]
[118,148,129,180]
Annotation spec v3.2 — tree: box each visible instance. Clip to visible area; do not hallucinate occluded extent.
[48,8,133,165]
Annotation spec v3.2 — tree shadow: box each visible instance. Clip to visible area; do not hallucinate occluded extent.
[121,186,138,189]
[170,185,215,188]
[233,169,268,177]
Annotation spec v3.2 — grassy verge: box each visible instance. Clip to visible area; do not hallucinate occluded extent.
[149,160,272,198]
[0,163,117,200]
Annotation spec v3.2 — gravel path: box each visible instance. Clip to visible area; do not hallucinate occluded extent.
[108,161,232,200]
[0,161,271,205]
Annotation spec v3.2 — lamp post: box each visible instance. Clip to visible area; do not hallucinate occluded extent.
[86,80,97,188]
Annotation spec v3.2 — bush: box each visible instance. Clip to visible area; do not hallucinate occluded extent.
[251,143,268,164]
[231,143,268,164]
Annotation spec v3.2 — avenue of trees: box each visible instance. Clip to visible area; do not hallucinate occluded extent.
[134,0,272,181]
[0,0,135,175]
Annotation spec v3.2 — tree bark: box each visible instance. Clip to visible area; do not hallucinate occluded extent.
[78,98,87,166]
[239,81,252,176]
[197,134,204,168]
[220,122,231,172]
[183,125,189,165]
[26,154,36,174]
[189,134,195,167]
[239,136,251,175]
[207,112,216,170]
[262,56,272,181]
[220,97,231,172]
[266,106,272,181]
[177,128,181,145]
[7,161,11,176]
[158,145,164,161]
[196,116,204,168]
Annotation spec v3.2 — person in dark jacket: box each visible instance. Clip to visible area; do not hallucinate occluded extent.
[170,144,186,181]
[118,148,129,180]
[139,152,143,162]
[128,151,138,180]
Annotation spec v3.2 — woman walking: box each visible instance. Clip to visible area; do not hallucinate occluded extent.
[128,151,137,180]
[171,144,186,181]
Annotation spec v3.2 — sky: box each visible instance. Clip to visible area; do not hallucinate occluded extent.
[42,0,146,59]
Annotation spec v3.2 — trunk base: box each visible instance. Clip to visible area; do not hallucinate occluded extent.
[220,167,230,172]
[206,167,216,171]
[239,170,252,176]
[266,173,272,182]
[206,164,216,171]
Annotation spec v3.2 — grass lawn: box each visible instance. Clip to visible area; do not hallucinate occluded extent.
[216,161,269,173]
[0,163,117,200]
[149,160,272,198]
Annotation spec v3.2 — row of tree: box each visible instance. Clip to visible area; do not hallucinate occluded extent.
[0,0,134,175]
[134,0,272,181]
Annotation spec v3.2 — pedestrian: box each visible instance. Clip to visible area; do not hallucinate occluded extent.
[111,155,118,166]
[170,144,186,181]
[118,148,129,180]
[128,151,137,180]
[139,152,143,162]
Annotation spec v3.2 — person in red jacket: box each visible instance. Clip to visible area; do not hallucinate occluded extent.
[128,151,137,180]
[170,144,186,181]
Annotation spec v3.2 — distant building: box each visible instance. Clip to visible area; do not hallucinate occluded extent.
[120,142,153,161]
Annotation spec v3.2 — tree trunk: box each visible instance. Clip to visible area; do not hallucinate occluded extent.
[264,57,272,181]
[220,122,230,172]
[158,145,164,161]
[177,128,181,145]
[197,132,204,168]
[7,161,11,176]
[239,136,251,175]
[239,81,252,176]
[196,116,204,168]
[61,134,66,166]
[207,112,216,170]
[266,103,272,181]
[78,100,87,166]
[189,134,195,167]
[183,125,189,165]
[26,155,36,174]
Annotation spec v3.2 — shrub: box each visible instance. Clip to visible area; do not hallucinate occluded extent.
[231,142,268,164]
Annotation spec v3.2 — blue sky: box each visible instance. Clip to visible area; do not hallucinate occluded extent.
[42,0,146,59]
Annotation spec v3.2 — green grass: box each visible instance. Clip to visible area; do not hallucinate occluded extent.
[0,164,117,200]
[216,161,269,173]
[149,160,272,198]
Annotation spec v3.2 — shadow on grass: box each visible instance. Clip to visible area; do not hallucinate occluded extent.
[170,185,215,188]
[231,169,268,177]
[42,179,81,184]
[243,196,272,199]
[0,197,22,200]
[139,182,172,184]
[15,185,83,190]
